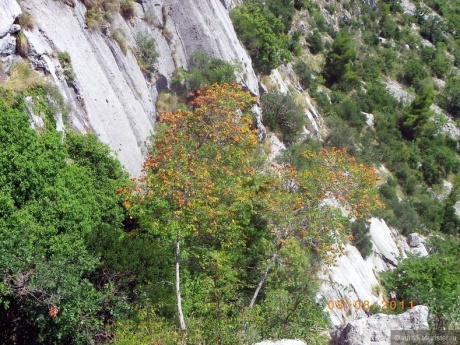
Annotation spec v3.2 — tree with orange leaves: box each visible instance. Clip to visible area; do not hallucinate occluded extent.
[128,83,262,331]
[249,148,382,308]
[117,83,382,341]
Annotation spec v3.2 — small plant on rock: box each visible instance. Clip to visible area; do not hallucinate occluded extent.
[135,32,159,75]
[120,0,135,21]
[58,51,76,85]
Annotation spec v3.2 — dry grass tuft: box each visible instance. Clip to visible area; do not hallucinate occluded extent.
[19,12,35,30]
[16,32,29,58]
[5,61,44,93]
[111,29,128,54]
[156,91,180,114]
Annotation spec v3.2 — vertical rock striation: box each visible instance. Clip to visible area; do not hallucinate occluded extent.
[2,0,257,176]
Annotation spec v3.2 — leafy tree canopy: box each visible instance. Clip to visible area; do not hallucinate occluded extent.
[231,1,291,73]
[0,92,131,344]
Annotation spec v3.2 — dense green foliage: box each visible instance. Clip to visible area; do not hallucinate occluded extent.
[135,32,159,75]
[351,219,373,259]
[6,0,460,341]
[261,92,306,145]
[113,84,380,343]
[231,2,290,72]
[382,238,460,331]
[172,51,239,92]
[439,76,460,117]
[0,90,134,344]
[323,30,357,88]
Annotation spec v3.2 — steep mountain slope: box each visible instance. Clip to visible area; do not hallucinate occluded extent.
[1,0,460,343]
[2,0,257,176]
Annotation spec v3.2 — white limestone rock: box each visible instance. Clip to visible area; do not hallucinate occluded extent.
[319,244,382,326]
[163,0,258,94]
[17,0,259,177]
[331,305,429,345]
[0,0,21,38]
[362,112,374,128]
[369,218,402,267]
[0,34,16,56]
[407,233,421,247]
[319,218,429,326]
[267,133,286,162]
[25,0,155,177]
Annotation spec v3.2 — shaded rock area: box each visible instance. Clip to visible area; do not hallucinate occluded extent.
[331,306,429,345]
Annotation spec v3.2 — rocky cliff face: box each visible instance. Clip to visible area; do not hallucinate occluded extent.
[319,218,428,326]
[1,0,257,176]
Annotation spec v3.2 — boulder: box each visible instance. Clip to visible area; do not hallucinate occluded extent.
[331,305,429,345]
[0,34,16,56]
[407,233,421,248]
[407,233,429,256]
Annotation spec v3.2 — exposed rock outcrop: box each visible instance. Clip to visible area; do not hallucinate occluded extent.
[2,0,258,176]
[331,306,429,345]
[0,0,21,38]
[319,218,428,326]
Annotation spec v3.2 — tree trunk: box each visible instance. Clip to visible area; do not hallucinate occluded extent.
[249,243,282,309]
[175,231,186,331]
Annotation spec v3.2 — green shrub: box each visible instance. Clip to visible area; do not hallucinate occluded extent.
[399,85,433,140]
[294,0,308,10]
[332,97,366,130]
[412,191,444,232]
[257,0,296,33]
[288,30,303,56]
[390,199,421,235]
[323,30,357,86]
[58,51,76,84]
[231,2,290,73]
[417,136,460,185]
[441,186,460,235]
[135,32,159,75]
[379,17,400,39]
[277,138,322,170]
[307,30,324,54]
[311,9,327,32]
[293,60,320,93]
[261,92,306,145]
[85,8,104,28]
[382,238,460,331]
[429,53,451,77]
[0,98,131,344]
[439,76,460,117]
[379,180,398,201]
[420,15,447,44]
[324,115,358,155]
[177,51,239,91]
[351,219,373,259]
[399,60,429,87]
